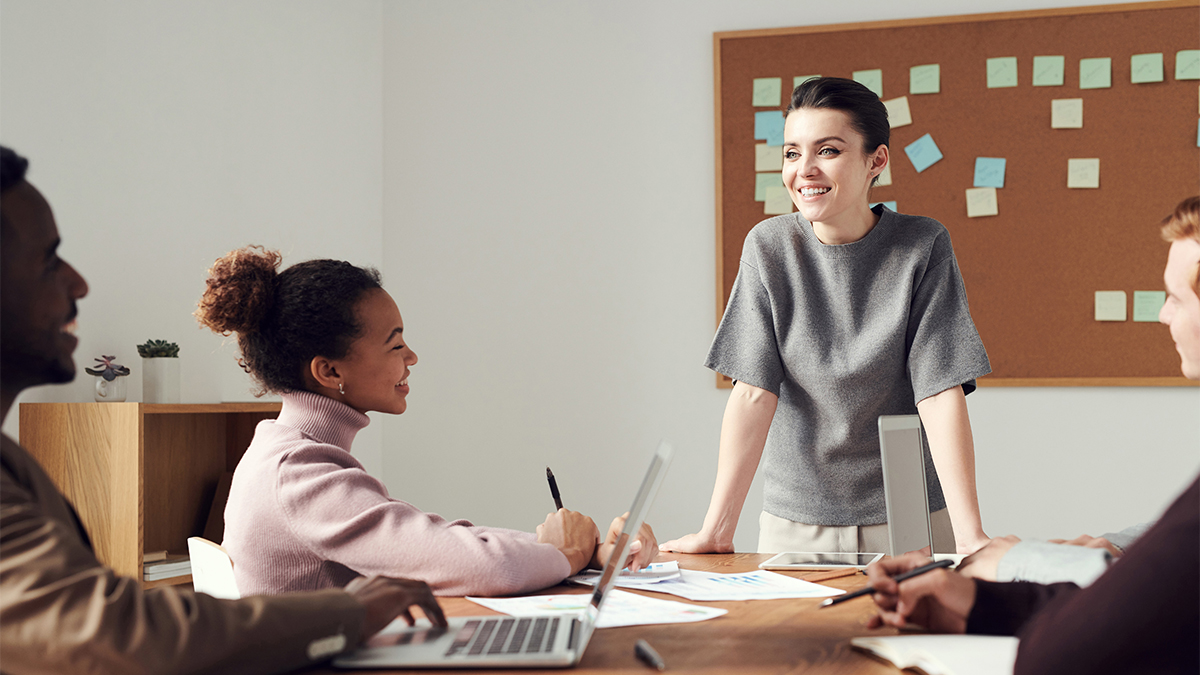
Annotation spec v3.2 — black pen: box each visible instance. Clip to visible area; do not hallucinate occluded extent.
[819,558,954,608]
[634,639,666,671]
[546,467,564,510]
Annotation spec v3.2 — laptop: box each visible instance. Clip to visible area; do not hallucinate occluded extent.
[878,415,934,557]
[334,441,673,669]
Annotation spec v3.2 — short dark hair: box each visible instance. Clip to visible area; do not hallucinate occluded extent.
[195,246,384,394]
[1,146,31,240]
[785,77,890,155]
[0,146,29,194]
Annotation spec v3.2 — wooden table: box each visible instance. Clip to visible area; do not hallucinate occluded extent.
[306,553,902,674]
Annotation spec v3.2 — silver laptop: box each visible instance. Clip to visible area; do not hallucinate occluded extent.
[878,415,934,557]
[334,441,673,669]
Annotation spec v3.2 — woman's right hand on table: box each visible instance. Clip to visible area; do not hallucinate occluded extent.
[659,530,734,554]
[536,508,600,575]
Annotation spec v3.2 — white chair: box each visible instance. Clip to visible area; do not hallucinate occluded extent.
[187,536,240,599]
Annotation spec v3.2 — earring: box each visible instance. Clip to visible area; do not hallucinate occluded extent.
[339,383,345,395]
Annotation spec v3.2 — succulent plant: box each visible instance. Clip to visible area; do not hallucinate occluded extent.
[137,339,180,358]
[84,355,131,381]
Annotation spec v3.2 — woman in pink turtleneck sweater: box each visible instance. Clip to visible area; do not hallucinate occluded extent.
[197,247,655,597]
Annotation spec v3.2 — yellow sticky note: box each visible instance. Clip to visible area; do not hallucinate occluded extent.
[883,96,912,128]
[1094,291,1127,321]
[1067,159,1100,189]
[755,144,783,172]
[1051,99,1083,129]
[875,162,892,187]
[965,187,998,218]
[763,186,794,215]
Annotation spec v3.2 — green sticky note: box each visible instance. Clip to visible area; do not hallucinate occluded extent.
[853,69,883,98]
[753,78,783,107]
[1131,53,1164,83]
[1176,50,1200,80]
[1079,57,1112,89]
[1133,291,1166,322]
[793,74,821,90]
[1032,56,1065,86]
[755,172,783,202]
[909,64,940,94]
[987,57,1018,88]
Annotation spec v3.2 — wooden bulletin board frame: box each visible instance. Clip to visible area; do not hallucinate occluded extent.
[714,0,1200,388]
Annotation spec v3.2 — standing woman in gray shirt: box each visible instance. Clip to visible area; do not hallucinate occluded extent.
[662,77,993,557]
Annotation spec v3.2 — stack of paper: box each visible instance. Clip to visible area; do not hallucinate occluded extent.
[143,555,191,581]
[850,635,1018,675]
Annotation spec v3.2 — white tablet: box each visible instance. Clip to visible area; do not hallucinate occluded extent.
[758,551,884,570]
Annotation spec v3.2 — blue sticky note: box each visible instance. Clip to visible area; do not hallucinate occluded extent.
[974,157,1006,188]
[904,134,943,173]
[871,201,898,213]
[754,111,785,146]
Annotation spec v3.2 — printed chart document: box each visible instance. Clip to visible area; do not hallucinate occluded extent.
[635,569,844,601]
[466,589,726,629]
[850,635,1018,675]
[567,561,681,588]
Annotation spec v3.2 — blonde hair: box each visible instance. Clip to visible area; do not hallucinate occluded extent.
[1161,196,1200,293]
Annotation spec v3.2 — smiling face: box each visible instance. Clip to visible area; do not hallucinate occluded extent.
[326,288,417,415]
[1159,237,1200,380]
[782,107,888,243]
[0,181,89,403]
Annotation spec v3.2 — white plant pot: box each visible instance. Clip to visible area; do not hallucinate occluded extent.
[142,357,180,404]
[93,376,127,402]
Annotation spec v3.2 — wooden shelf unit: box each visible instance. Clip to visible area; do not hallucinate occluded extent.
[19,402,280,587]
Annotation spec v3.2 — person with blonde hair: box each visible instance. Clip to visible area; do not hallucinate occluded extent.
[865,196,1200,674]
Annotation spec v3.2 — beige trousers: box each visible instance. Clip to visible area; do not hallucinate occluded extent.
[757,509,956,554]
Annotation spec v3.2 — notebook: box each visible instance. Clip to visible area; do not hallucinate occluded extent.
[850,635,1018,675]
[334,441,673,669]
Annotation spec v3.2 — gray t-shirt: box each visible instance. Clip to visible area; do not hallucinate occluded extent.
[706,207,991,526]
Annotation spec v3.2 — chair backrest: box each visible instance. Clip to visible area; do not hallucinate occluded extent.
[187,536,240,599]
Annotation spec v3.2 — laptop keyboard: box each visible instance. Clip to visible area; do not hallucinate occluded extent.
[445,617,563,657]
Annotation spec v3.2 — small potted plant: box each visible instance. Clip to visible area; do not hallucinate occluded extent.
[138,339,180,404]
[85,355,130,402]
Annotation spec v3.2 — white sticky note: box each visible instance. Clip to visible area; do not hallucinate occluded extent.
[965,187,998,217]
[1051,99,1083,129]
[763,185,794,215]
[853,69,884,98]
[883,96,912,128]
[875,162,892,187]
[1094,291,1127,322]
[1067,158,1100,188]
[755,144,783,172]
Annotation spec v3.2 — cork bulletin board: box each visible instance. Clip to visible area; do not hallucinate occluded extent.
[714,0,1200,387]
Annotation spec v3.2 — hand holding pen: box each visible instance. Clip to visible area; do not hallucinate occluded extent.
[863,553,977,634]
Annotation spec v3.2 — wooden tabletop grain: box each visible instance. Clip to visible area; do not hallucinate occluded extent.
[304,552,902,674]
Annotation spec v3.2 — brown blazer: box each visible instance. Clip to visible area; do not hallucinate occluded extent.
[0,434,365,675]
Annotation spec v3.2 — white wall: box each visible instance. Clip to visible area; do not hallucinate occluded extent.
[1,0,389,474]
[379,0,1199,552]
[2,0,1195,555]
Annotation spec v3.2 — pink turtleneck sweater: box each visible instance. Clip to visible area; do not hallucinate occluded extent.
[222,391,571,597]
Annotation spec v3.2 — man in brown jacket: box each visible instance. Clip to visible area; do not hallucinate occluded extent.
[0,145,447,675]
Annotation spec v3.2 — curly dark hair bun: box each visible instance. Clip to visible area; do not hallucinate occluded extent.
[195,246,383,395]
[195,246,282,336]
